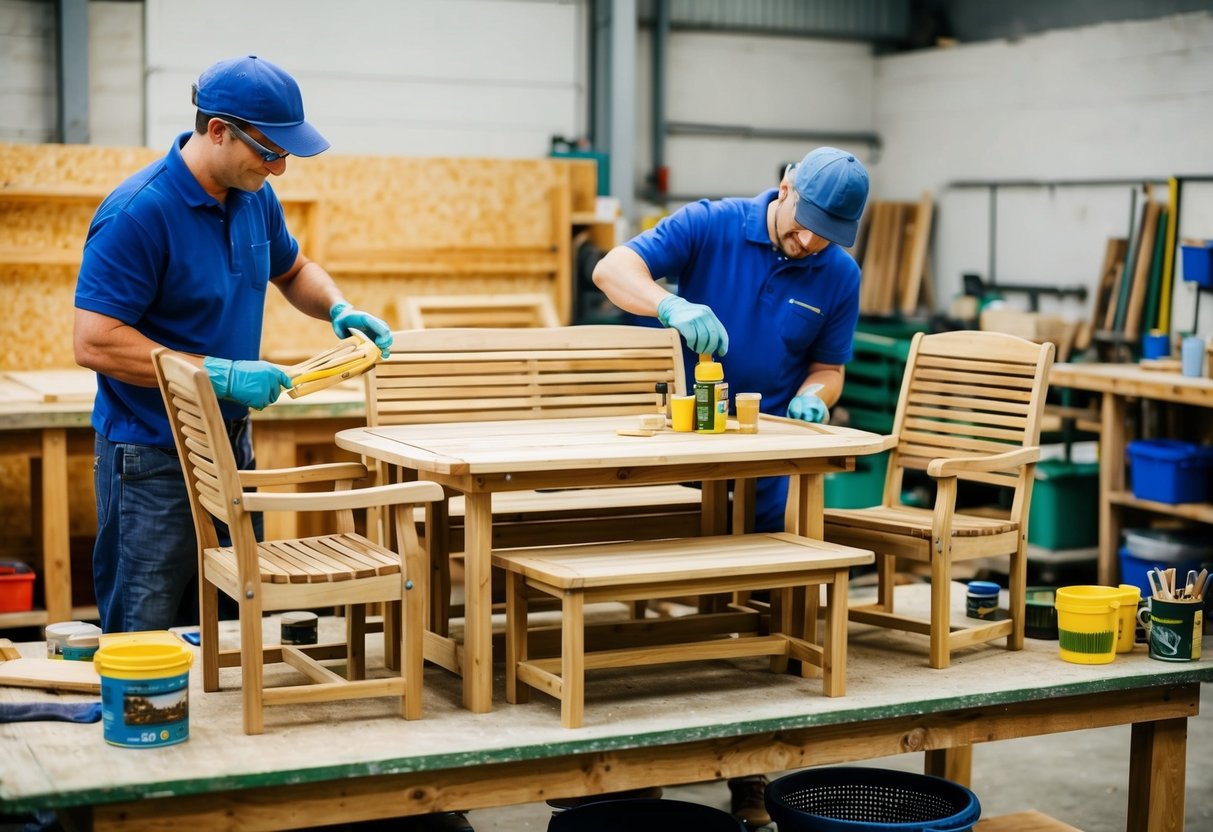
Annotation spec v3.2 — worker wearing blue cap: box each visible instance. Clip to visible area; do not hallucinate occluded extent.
[593,148,869,826]
[594,147,869,532]
[74,56,393,636]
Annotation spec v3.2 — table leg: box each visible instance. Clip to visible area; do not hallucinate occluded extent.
[40,428,72,623]
[1097,391,1125,586]
[463,493,494,713]
[1128,716,1186,832]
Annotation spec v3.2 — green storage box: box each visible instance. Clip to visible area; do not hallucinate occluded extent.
[1027,459,1099,550]
[825,451,889,509]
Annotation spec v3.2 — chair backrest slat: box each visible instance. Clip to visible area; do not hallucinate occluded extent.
[887,331,1054,499]
[368,326,686,427]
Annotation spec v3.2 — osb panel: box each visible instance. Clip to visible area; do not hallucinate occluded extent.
[0,267,79,369]
[0,455,95,559]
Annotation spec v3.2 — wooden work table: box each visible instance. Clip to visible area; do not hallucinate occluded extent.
[0,584,1206,831]
[0,370,367,631]
[1048,363,1213,584]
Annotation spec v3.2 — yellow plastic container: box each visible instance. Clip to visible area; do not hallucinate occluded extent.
[1055,586,1121,664]
[94,632,194,748]
[1114,584,1142,653]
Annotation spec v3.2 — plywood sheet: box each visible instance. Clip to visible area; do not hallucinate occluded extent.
[4,370,95,403]
[0,658,100,694]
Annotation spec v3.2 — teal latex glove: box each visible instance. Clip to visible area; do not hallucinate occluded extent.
[656,295,729,356]
[329,302,393,358]
[203,357,292,410]
[787,390,829,423]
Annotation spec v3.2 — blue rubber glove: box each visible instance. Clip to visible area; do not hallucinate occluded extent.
[203,357,292,410]
[656,295,729,356]
[330,302,393,358]
[787,390,829,423]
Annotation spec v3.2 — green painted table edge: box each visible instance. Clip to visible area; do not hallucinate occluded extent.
[4,665,1210,814]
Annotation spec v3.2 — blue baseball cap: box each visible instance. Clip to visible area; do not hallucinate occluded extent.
[791,147,869,247]
[192,56,330,158]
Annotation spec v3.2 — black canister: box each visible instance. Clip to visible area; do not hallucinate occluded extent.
[280,611,319,645]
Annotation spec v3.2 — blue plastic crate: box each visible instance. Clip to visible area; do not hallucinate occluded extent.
[1181,240,1213,289]
[1126,439,1213,504]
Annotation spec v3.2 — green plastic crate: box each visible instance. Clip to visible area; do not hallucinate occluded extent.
[1027,459,1099,550]
[825,451,889,509]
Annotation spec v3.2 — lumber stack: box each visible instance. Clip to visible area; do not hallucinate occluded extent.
[1092,187,1169,354]
[852,192,934,317]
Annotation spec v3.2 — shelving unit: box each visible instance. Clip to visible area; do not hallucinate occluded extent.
[1049,362,1213,584]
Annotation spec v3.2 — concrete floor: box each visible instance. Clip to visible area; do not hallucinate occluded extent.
[461,684,1213,832]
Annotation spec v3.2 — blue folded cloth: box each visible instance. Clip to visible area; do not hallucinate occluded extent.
[0,701,102,723]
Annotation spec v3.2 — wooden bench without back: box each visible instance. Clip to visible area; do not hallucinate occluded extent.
[365,325,705,630]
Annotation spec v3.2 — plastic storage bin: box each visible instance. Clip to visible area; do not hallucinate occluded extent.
[1181,239,1213,289]
[1119,527,1212,598]
[1126,439,1213,504]
[766,767,981,832]
[1028,459,1099,549]
[0,561,35,613]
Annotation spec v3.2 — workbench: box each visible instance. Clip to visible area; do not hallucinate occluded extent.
[0,584,1205,831]
[1048,363,1213,584]
[0,371,366,631]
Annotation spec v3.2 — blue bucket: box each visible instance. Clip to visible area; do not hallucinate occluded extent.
[766,767,981,832]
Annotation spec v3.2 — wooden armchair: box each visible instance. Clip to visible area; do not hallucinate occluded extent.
[153,349,443,734]
[822,331,1055,668]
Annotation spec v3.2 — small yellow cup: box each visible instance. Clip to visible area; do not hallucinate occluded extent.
[735,392,762,434]
[671,395,695,432]
[1115,584,1141,653]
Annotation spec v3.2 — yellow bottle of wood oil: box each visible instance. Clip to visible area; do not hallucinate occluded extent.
[694,354,728,433]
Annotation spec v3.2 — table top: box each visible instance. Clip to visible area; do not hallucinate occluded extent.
[337,415,888,478]
[1051,362,1213,405]
[1,584,1209,813]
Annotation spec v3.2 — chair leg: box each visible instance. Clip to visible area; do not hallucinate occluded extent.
[1008,542,1028,651]
[346,604,367,680]
[561,590,585,729]
[200,578,221,692]
[929,547,953,670]
[384,600,401,671]
[876,553,896,612]
[403,573,423,720]
[504,571,528,704]
[238,594,265,735]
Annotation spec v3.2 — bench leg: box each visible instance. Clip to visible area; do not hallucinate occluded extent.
[801,585,821,679]
[769,587,791,674]
[562,590,585,729]
[822,569,849,696]
[505,571,529,704]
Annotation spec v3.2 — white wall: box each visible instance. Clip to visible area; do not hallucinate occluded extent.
[143,0,585,158]
[873,11,1213,338]
[633,29,875,204]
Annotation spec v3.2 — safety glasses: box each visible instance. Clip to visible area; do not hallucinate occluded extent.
[223,120,290,164]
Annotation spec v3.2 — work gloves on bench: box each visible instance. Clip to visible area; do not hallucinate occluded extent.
[656,295,729,357]
[329,302,393,358]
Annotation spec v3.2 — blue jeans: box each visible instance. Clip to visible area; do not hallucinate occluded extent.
[91,418,260,633]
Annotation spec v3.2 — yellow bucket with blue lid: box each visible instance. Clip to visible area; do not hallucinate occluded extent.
[94,631,193,748]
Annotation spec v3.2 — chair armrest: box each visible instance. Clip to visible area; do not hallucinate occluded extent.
[242,480,443,513]
[926,446,1041,478]
[238,462,370,488]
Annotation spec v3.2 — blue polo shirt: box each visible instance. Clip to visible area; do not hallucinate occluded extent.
[626,189,860,414]
[75,132,299,447]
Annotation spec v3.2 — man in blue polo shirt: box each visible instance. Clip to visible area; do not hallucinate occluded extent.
[594,147,869,533]
[74,56,393,636]
[592,148,868,828]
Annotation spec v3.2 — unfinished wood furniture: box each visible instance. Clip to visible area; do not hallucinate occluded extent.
[366,325,704,629]
[398,293,560,330]
[497,532,873,727]
[823,330,1055,669]
[337,414,886,713]
[2,585,1202,832]
[1048,363,1213,585]
[153,349,443,734]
